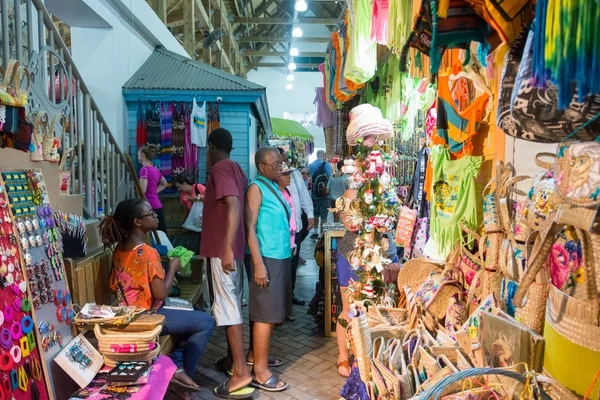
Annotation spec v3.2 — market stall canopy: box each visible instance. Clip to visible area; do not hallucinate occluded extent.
[270,118,314,140]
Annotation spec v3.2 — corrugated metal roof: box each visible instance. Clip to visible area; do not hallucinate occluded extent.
[123,47,265,92]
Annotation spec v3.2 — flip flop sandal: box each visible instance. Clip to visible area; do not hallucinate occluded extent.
[246,356,283,367]
[250,375,289,392]
[170,371,201,393]
[337,360,351,377]
[213,380,255,399]
[215,357,233,377]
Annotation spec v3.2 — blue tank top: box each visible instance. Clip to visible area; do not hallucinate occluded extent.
[248,176,292,260]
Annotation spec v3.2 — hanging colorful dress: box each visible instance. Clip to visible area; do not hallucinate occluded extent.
[344,0,377,84]
[370,0,389,45]
[136,101,147,147]
[172,104,185,180]
[429,145,482,257]
[146,103,161,145]
[433,74,489,156]
[160,103,173,187]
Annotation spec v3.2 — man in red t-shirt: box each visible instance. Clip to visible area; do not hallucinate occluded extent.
[199,128,253,398]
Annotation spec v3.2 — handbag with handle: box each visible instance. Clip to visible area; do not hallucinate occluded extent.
[43,113,67,162]
[0,60,30,107]
[30,112,48,161]
[59,148,75,195]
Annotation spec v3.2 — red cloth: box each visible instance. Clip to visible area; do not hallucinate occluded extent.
[200,159,248,259]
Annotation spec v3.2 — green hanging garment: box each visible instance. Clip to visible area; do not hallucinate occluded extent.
[344,0,377,84]
[429,145,482,258]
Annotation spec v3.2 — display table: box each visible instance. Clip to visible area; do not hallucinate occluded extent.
[69,356,176,399]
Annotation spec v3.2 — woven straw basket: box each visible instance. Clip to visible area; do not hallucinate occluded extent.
[102,346,161,368]
[350,305,372,383]
[397,258,444,295]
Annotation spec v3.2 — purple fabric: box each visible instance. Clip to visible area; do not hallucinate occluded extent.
[314,87,334,128]
[160,103,173,186]
[184,104,198,177]
[139,165,163,209]
[340,363,370,400]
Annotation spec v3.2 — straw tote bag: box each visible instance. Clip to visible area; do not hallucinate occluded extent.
[59,148,75,195]
[43,113,67,162]
[0,60,29,107]
[30,112,48,162]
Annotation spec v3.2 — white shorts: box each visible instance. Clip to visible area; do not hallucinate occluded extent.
[210,258,244,326]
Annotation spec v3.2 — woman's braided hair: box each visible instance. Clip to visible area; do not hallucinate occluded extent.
[98,199,146,246]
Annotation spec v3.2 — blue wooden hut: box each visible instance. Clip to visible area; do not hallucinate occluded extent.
[123,46,271,183]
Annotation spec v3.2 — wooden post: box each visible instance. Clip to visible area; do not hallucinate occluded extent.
[183,0,195,57]
[157,0,168,23]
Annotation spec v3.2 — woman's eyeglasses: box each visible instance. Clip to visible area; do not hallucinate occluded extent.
[137,211,158,219]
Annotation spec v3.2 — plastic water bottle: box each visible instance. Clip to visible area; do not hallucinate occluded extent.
[97,207,105,219]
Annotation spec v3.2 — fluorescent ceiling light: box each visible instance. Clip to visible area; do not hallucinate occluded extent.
[292,27,303,38]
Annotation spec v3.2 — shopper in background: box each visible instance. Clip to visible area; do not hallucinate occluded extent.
[276,166,296,320]
[245,147,291,392]
[308,150,332,238]
[138,144,168,234]
[199,128,254,399]
[301,167,311,190]
[174,174,205,218]
[277,148,314,306]
[327,159,349,223]
[99,199,214,398]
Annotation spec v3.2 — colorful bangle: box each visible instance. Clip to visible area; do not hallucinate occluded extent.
[20,299,31,313]
[0,329,11,350]
[9,345,21,364]
[21,316,33,335]
[0,354,12,372]
[19,336,30,358]
[13,298,21,311]
[53,289,62,306]
[66,309,75,326]
[64,291,71,306]
[3,306,13,323]
[10,322,21,340]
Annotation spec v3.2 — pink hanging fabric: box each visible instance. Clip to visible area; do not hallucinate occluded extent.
[184,105,198,177]
[371,0,389,45]
[314,87,334,128]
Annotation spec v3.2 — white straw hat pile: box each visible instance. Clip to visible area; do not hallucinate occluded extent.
[346,104,393,147]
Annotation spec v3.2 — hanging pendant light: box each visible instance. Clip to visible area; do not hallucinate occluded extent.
[295,0,308,12]
[292,27,303,38]
[286,83,293,90]
[287,74,295,81]
[288,62,297,71]
[290,47,299,57]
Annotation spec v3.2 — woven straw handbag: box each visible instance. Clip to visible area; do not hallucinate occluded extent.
[397,258,445,295]
[415,264,464,320]
[0,60,29,107]
[58,148,74,195]
[43,113,66,162]
[350,304,372,384]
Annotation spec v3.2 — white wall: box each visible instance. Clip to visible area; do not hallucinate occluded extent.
[46,0,189,150]
[247,67,325,148]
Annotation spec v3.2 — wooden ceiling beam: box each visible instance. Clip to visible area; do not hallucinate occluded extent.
[243,50,327,57]
[237,36,330,43]
[233,17,337,25]
[247,62,321,68]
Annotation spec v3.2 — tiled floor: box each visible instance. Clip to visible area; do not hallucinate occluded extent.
[167,235,346,400]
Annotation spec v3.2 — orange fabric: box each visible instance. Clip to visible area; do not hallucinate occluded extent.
[332,32,354,103]
[109,244,165,310]
[424,156,433,202]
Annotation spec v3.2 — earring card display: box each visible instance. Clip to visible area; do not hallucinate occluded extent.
[54,334,103,389]
[0,176,50,399]
[2,169,76,399]
[324,230,345,337]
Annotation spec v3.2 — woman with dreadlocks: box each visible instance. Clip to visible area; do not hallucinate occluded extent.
[99,199,214,398]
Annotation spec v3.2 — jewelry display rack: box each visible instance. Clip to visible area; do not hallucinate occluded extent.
[2,169,77,399]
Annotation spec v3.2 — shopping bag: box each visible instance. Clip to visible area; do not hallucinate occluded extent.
[182,201,203,232]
